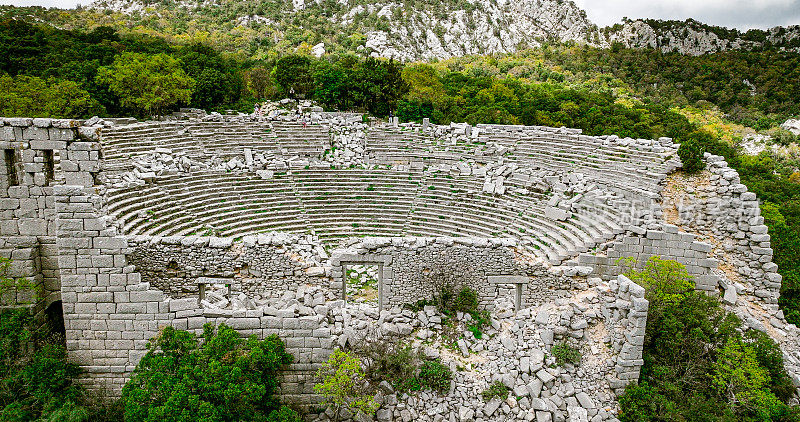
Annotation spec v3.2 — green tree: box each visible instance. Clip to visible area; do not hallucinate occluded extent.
[0,74,104,118]
[619,256,695,309]
[618,257,800,422]
[274,55,313,99]
[314,349,378,421]
[121,324,298,422]
[96,52,194,117]
[712,338,782,418]
[678,138,706,174]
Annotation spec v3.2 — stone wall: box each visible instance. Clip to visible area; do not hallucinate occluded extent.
[0,117,103,315]
[601,274,648,393]
[127,234,328,299]
[577,223,719,291]
[54,185,334,404]
[329,237,584,310]
[665,154,782,304]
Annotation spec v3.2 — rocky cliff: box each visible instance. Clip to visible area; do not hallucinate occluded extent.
[87,0,800,59]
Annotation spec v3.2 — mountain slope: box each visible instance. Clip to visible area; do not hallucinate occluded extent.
[87,0,598,60]
[3,0,799,59]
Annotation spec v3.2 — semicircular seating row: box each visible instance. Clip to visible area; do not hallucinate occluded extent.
[106,166,631,264]
[99,121,330,173]
[101,124,675,264]
[364,127,677,202]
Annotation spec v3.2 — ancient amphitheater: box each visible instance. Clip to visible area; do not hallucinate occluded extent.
[1,107,798,422]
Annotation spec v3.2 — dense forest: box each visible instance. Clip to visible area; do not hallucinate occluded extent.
[2,17,800,422]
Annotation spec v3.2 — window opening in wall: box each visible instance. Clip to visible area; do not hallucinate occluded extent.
[488,275,527,312]
[45,300,66,344]
[4,149,17,186]
[343,263,381,309]
[43,150,55,185]
[197,278,233,306]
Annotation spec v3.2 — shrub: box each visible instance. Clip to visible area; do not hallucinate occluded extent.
[677,138,706,173]
[618,256,695,310]
[481,381,510,402]
[618,258,800,422]
[350,333,419,392]
[417,360,452,393]
[0,308,89,421]
[314,349,378,418]
[551,342,581,366]
[452,287,479,314]
[121,324,297,422]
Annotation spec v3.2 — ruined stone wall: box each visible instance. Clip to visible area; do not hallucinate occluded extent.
[127,235,327,299]
[665,154,782,304]
[0,117,102,314]
[329,237,582,310]
[577,223,719,290]
[54,185,334,403]
[601,275,648,393]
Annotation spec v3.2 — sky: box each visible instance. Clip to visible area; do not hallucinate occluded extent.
[1,0,800,30]
[573,0,800,29]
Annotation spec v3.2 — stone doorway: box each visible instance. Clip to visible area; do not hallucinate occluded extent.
[342,262,382,309]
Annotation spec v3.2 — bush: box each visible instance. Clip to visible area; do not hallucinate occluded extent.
[0,309,88,421]
[618,258,800,422]
[677,138,706,173]
[417,360,452,393]
[405,285,491,338]
[551,342,581,367]
[481,381,510,402]
[314,348,378,418]
[121,324,297,422]
[351,333,419,392]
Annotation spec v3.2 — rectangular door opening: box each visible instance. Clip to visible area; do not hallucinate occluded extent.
[343,263,382,309]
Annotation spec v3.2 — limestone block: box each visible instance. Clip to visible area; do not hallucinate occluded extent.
[77,292,113,303]
[22,126,49,140]
[17,219,47,236]
[116,303,146,314]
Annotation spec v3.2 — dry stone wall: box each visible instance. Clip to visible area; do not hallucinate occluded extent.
[127,234,327,299]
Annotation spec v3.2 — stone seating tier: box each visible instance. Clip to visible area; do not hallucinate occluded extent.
[106,168,634,263]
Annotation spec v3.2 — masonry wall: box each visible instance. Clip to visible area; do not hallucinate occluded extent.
[127,236,327,299]
[0,117,99,314]
[330,237,582,310]
[578,223,720,292]
[667,154,782,303]
[600,275,648,394]
[54,185,334,403]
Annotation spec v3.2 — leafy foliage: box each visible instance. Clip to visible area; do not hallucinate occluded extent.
[481,381,510,402]
[0,308,91,422]
[0,74,104,118]
[96,52,195,117]
[618,258,800,422]
[550,342,581,367]
[618,256,695,310]
[314,348,378,418]
[121,323,298,422]
[417,360,452,393]
[677,139,706,173]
